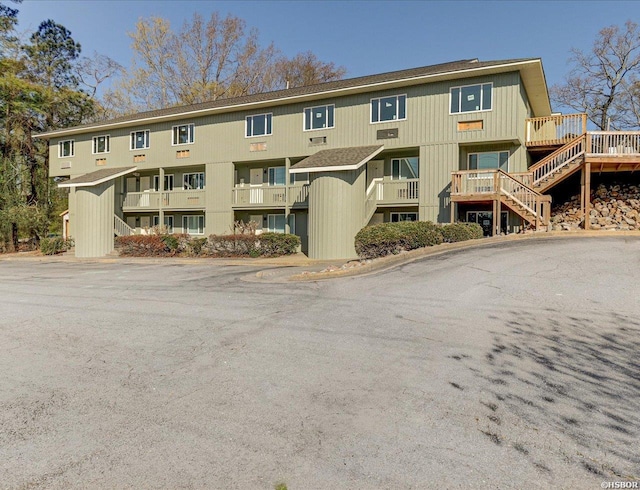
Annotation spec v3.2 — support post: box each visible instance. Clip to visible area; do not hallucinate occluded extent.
[284,157,291,234]
[159,167,164,229]
[584,161,591,230]
[450,201,456,224]
[492,199,499,236]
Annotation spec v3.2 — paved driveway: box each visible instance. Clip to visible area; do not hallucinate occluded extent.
[1,237,639,488]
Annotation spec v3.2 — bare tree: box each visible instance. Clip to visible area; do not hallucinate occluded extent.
[105,12,345,116]
[75,52,123,98]
[276,51,346,89]
[551,21,640,130]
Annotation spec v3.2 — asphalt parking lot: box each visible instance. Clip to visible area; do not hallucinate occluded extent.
[1,237,639,489]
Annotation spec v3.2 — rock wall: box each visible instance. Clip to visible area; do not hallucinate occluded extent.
[550,183,640,231]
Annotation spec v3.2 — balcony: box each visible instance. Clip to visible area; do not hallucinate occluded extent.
[368,179,419,205]
[526,113,587,147]
[231,184,309,209]
[122,189,206,211]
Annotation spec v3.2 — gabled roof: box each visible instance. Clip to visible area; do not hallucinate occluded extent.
[36,58,551,139]
[57,166,137,188]
[290,145,384,173]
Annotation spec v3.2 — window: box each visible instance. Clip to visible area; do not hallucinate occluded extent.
[371,95,406,123]
[183,172,205,190]
[468,151,509,171]
[92,135,110,154]
[246,113,272,137]
[290,172,309,185]
[58,140,74,158]
[268,167,286,186]
[153,215,174,233]
[153,174,174,191]
[391,157,419,180]
[267,214,286,233]
[304,105,334,131]
[130,130,150,150]
[172,124,194,145]
[450,83,492,113]
[183,215,204,235]
[391,212,418,222]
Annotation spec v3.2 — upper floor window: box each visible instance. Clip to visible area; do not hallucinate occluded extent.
[391,157,419,180]
[450,83,492,114]
[58,139,74,158]
[172,124,194,145]
[371,95,406,123]
[304,105,334,131]
[246,113,272,137]
[130,130,150,150]
[268,166,286,186]
[92,135,110,154]
[183,172,205,190]
[468,151,509,171]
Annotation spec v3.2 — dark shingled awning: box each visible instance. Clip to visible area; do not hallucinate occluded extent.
[58,166,137,188]
[290,145,384,173]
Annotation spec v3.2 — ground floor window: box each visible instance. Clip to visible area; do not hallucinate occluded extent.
[153,215,174,233]
[390,212,418,222]
[466,211,508,236]
[267,214,286,233]
[183,215,205,235]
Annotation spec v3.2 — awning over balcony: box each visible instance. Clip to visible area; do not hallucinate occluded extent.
[58,166,137,188]
[290,145,384,173]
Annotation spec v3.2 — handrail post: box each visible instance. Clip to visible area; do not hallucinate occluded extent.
[582,113,587,135]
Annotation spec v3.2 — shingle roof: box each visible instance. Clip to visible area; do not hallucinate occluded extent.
[58,166,137,188]
[290,145,384,173]
[37,58,541,138]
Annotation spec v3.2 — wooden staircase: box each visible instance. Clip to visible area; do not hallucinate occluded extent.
[528,135,586,193]
[498,171,551,230]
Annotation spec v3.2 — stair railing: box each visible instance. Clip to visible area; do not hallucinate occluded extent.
[529,135,586,185]
[114,215,135,236]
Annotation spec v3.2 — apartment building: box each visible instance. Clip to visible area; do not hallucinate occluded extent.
[39,57,638,259]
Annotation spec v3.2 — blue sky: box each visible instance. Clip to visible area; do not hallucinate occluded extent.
[13,0,639,109]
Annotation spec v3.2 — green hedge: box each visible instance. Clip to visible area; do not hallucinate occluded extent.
[354,221,484,259]
[354,221,443,259]
[40,237,73,255]
[116,233,300,258]
[439,223,484,243]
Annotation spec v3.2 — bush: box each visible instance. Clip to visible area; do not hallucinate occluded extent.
[258,233,301,257]
[439,223,484,243]
[204,234,259,257]
[354,221,442,259]
[116,235,170,257]
[187,237,207,256]
[40,236,73,255]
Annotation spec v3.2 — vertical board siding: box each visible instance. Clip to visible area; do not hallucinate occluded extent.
[74,181,114,257]
[308,169,364,259]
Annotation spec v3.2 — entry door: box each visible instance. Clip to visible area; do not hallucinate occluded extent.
[250,168,264,204]
[139,176,151,192]
[367,160,384,199]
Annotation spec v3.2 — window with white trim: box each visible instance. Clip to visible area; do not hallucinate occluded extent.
[267,214,286,233]
[468,151,509,171]
[130,130,150,150]
[183,172,205,190]
[268,167,285,186]
[450,83,492,113]
[391,212,418,222]
[153,174,174,191]
[153,215,174,233]
[304,105,334,131]
[183,215,204,235]
[172,124,194,145]
[58,140,74,158]
[391,157,419,180]
[92,135,109,154]
[246,113,272,137]
[371,95,406,123]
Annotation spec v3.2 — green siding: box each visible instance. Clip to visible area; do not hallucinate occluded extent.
[74,181,115,257]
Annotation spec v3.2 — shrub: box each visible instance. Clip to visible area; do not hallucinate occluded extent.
[354,221,442,259]
[258,233,300,256]
[439,222,484,243]
[40,236,73,255]
[115,235,170,257]
[204,234,259,257]
[187,237,207,256]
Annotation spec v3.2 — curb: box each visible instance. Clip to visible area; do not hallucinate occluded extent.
[285,231,640,282]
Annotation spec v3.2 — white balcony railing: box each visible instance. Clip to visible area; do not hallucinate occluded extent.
[122,189,206,210]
